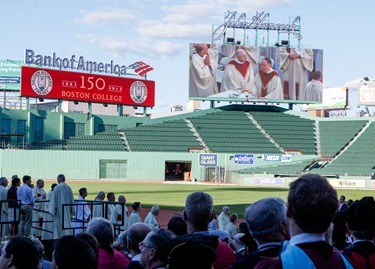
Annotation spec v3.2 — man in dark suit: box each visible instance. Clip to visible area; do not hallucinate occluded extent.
[339,195,348,212]
[232,197,289,269]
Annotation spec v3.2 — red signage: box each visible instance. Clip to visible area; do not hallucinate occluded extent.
[21,66,155,106]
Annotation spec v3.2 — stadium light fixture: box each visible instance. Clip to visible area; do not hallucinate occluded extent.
[364,77,369,81]
[74,101,79,105]
[103,104,108,107]
[38,98,44,102]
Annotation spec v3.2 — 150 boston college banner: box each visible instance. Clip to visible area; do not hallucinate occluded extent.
[21,66,155,107]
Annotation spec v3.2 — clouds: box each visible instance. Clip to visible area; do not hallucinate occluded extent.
[77,8,136,26]
[74,1,294,60]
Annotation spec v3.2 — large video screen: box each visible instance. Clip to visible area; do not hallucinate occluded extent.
[189,44,323,102]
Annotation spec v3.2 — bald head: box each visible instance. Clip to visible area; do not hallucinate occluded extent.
[127,223,151,254]
[236,49,247,62]
[195,44,208,57]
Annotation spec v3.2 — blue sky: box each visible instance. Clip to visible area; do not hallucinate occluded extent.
[2,0,375,113]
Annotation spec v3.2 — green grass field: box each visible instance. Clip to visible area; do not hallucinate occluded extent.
[42,181,375,218]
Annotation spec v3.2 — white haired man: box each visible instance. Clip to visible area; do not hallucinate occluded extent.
[144,205,161,231]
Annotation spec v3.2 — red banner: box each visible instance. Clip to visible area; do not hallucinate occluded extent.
[21,66,155,106]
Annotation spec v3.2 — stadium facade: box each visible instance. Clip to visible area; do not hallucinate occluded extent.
[0,104,374,189]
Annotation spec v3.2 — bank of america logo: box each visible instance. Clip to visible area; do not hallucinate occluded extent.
[128,61,154,76]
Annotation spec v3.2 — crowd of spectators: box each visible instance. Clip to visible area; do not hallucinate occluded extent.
[0,173,373,269]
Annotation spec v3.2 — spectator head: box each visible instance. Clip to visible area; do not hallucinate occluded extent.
[36,179,44,188]
[151,205,160,216]
[11,177,20,187]
[51,183,57,191]
[229,213,238,224]
[184,192,213,233]
[339,195,346,204]
[132,202,141,211]
[107,192,115,202]
[97,191,105,200]
[79,187,87,197]
[117,231,128,253]
[57,174,66,183]
[0,236,39,269]
[0,177,8,187]
[222,206,230,214]
[22,175,31,186]
[118,195,126,203]
[288,174,338,233]
[139,228,176,269]
[86,217,114,249]
[167,214,188,236]
[76,232,99,262]
[345,196,375,240]
[233,233,247,251]
[246,197,289,245]
[53,235,97,269]
[127,222,151,255]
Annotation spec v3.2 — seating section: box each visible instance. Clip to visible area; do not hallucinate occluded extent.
[122,120,202,152]
[319,120,368,157]
[66,131,126,151]
[189,110,281,153]
[311,121,375,176]
[239,158,316,175]
[249,111,317,155]
[31,139,67,150]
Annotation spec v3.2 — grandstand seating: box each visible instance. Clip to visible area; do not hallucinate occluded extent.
[249,111,317,155]
[311,121,375,176]
[319,120,368,157]
[188,110,281,153]
[122,119,202,152]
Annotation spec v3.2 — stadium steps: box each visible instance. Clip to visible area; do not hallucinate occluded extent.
[184,119,210,152]
[310,121,375,176]
[319,120,368,157]
[188,110,281,154]
[245,112,285,153]
[248,111,317,155]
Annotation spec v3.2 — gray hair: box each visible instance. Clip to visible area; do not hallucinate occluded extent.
[185,192,213,230]
[86,217,114,248]
[151,205,160,214]
[234,233,246,250]
[245,197,287,240]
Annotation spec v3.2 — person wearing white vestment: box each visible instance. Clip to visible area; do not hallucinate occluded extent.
[278,47,314,100]
[224,213,238,239]
[128,202,142,229]
[41,183,57,240]
[92,191,105,219]
[220,49,254,93]
[72,187,91,234]
[31,179,46,236]
[0,177,9,239]
[304,71,323,101]
[106,192,115,220]
[144,205,161,232]
[48,174,74,239]
[252,57,284,99]
[110,195,128,235]
[218,206,230,230]
[189,43,219,97]
[220,44,259,76]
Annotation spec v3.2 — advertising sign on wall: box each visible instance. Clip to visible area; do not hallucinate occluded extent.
[21,66,155,106]
[199,154,217,166]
